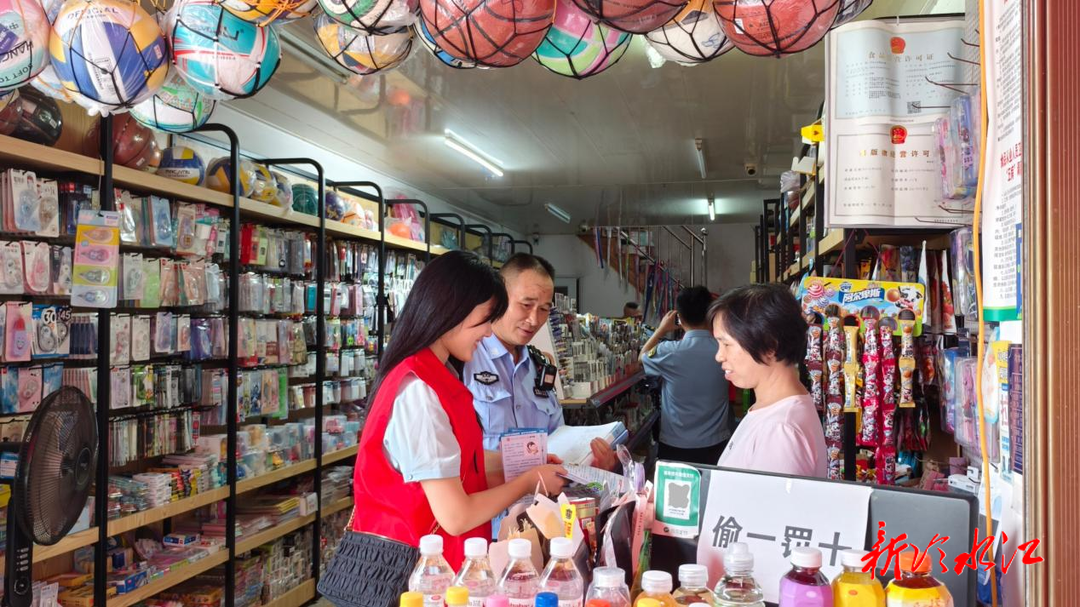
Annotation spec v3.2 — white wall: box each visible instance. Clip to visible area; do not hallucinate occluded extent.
[703,223,757,293]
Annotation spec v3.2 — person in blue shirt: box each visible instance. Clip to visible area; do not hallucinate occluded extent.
[639,285,732,465]
[463,253,618,470]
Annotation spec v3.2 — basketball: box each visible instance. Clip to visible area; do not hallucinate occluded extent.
[571,0,688,34]
[714,0,840,56]
[419,0,555,67]
[84,114,162,171]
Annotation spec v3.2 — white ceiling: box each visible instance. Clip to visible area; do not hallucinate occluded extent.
[232,0,936,234]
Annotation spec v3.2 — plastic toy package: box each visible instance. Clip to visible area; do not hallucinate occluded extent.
[797,276,927,336]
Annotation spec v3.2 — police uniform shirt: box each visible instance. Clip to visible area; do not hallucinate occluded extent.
[463,334,564,451]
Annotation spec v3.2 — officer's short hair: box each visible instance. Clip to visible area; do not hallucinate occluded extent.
[501,253,555,281]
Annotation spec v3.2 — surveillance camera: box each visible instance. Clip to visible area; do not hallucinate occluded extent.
[531,232,540,245]
[744,163,758,177]
[578,221,590,234]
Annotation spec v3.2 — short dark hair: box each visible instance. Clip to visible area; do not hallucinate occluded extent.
[501,253,555,281]
[675,286,712,326]
[623,302,639,311]
[707,283,806,365]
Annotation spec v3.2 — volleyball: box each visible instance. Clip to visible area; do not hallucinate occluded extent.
[130,70,216,133]
[833,0,871,27]
[249,162,276,202]
[317,0,418,34]
[270,172,293,208]
[645,0,733,65]
[533,0,630,79]
[413,18,476,69]
[570,0,688,34]
[222,0,319,26]
[315,13,413,75]
[49,0,169,113]
[419,0,555,67]
[157,146,206,186]
[206,157,258,197]
[0,0,50,94]
[714,0,840,56]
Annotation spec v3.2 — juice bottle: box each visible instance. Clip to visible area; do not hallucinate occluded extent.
[539,538,585,607]
[455,538,498,607]
[714,543,765,607]
[586,567,631,607]
[449,588,471,607]
[401,592,424,607]
[634,571,677,607]
[408,535,456,607]
[673,565,715,606]
[498,539,541,607]
[832,550,885,607]
[885,551,953,607]
[778,547,832,607]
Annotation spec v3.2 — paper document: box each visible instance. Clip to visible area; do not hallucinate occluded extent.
[549,422,627,465]
[563,464,633,496]
[500,429,547,483]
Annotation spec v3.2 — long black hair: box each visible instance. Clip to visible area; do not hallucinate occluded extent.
[368,250,509,402]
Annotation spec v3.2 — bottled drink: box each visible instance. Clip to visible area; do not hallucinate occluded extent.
[488,596,510,607]
[539,538,585,607]
[714,543,765,607]
[674,564,716,606]
[455,538,499,607]
[409,535,456,607]
[498,538,541,607]
[778,547,832,607]
[401,592,424,607]
[586,567,632,607]
[448,588,471,607]
[885,551,953,607]
[634,571,677,607]
[832,550,885,607]
[537,593,560,607]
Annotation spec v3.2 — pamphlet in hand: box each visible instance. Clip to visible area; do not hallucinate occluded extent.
[500,428,547,484]
[548,421,628,466]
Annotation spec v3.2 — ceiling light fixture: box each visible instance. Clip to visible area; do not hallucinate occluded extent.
[707,195,716,222]
[444,129,504,177]
[544,203,572,224]
[695,138,707,179]
[278,29,354,85]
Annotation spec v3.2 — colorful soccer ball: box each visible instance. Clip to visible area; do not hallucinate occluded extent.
[833,0,871,27]
[130,70,216,133]
[419,0,554,67]
[222,0,319,26]
[206,157,258,197]
[0,0,50,93]
[317,0,418,35]
[645,0,732,65]
[324,191,347,221]
[533,0,629,78]
[412,18,475,69]
[168,0,282,100]
[84,113,162,171]
[714,0,840,56]
[157,146,206,185]
[49,0,169,113]
[315,14,413,75]
[571,0,688,34]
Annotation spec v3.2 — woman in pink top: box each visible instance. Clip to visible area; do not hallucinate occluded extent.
[708,284,827,478]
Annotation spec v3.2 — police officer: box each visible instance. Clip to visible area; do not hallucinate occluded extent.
[463,253,618,470]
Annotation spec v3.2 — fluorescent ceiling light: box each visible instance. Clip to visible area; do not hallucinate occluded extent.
[544,203,572,224]
[444,129,504,177]
[278,28,354,84]
[707,196,715,222]
[695,138,707,179]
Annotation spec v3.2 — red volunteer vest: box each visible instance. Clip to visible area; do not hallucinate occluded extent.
[351,348,490,569]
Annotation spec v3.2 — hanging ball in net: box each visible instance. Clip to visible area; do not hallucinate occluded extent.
[206,156,258,197]
[49,0,169,114]
[167,0,282,101]
[222,0,319,26]
[130,69,216,133]
[714,0,839,57]
[412,18,476,69]
[419,0,555,68]
[645,0,732,65]
[0,0,50,94]
[832,0,871,27]
[533,0,629,79]
[570,0,687,34]
[314,13,413,75]
[84,113,162,171]
[318,0,418,35]
[157,146,206,185]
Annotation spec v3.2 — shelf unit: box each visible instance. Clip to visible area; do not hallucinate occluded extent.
[560,372,646,410]
[236,513,318,555]
[107,551,230,607]
[321,496,354,518]
[264,580,316,607]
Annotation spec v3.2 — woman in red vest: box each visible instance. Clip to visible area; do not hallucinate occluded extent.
[350,251,567,571]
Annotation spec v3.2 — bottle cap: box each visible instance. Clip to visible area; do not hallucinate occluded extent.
[723,543,754,571]
[419,535,443,556]
[536,593,559,607]
[586,601,610,607]
[446,588,469,606]
[465,537,488,559]
[592,567,626,589]
[400,593,423,607]
[486,596,509,607]
[549,537,574,559]
[637,599,661,607]
[790,547,822,569]
[641,570,673,594]
[840,550,870,569]
[508,538,532,560]
[678,564,708,589]
[898,550,931,573]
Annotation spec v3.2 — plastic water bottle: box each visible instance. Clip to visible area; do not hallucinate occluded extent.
[778,547,832,607]
[714,543,765,607]
[448,588,471,607]
[673,564,716,606]
[539,538,585,607]
[408,535,456,607]
[455,538,498,607]
[634,571,677,607]
[498,538,541,607]
[585,567,631,607]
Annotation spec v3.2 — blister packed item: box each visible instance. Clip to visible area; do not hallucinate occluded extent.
[72,210,120,308]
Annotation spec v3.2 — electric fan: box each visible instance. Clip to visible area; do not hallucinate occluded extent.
[3,387,97,607]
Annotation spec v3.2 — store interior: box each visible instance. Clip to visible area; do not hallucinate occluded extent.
[0,0,1039,605]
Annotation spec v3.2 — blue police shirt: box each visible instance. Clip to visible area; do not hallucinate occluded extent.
[463,334,564,451]
[642,329,731,449]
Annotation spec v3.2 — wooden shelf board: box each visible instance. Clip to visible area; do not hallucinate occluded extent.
[322,445,358,466]
[560,398,587,407]
[801,183,816,211]
[238,198,319,228]
[112,166,233,208]
[801,255,812,270]
[236,513,316,554]
[108,486,230,537]
[788,262,800,275]
[384,233,428,253]
[322,496,353,519]
[819,229,845,256]
[430,245,451,256]
[264,579,315,607]
[0,135,102,176]
[236,459,317,495]
[34,527,99,562]
[789,207,800,228]
[107,550,229,607]
[326,220,380,241]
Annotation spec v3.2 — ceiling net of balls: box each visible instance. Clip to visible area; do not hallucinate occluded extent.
[0,0,871,133]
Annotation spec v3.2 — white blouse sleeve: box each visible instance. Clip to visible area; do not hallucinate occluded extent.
[383,373,462,482]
